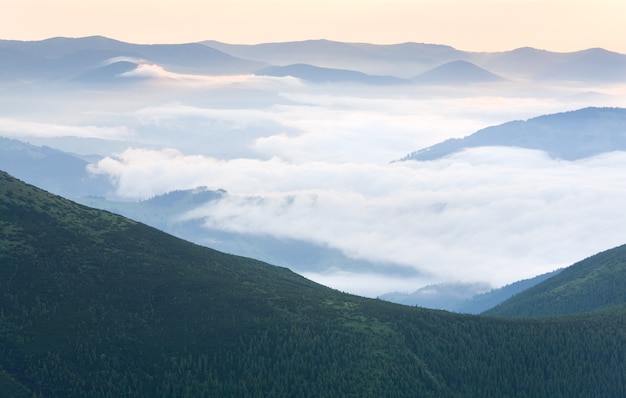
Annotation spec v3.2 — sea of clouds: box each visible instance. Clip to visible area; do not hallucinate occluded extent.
[2,70,626,296]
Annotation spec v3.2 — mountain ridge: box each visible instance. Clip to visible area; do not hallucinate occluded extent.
[2,36,625,83]
[400,107,626,161]
[0,36,265,80]
[484,244,626,317]
[0,137,113,198]
[201,38,626,81]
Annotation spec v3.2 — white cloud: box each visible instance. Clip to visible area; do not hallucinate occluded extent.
[120,64,172,79]
[131,103,275,128]
[78,83,590,163]
[103,56,146,65]
[6,71,626,297]
[117,63,302,88]
[300,271,438,298]
[0,117,133,140]
[89,146,626,295]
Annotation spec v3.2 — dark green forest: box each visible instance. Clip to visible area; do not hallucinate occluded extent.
[1,170,625,397]
[484,243,626,318]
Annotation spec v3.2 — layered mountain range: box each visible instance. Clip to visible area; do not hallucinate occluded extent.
[1,36,625,84]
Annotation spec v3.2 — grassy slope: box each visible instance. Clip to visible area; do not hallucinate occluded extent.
[1,170,626,397]
[485,244,626,318]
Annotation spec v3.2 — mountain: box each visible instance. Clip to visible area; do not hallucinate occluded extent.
[0,36,265,81]
[255,63,408,84]
[413,60,504,84]
[542,48,626,82]
[3,37,625,85]
[0,137,113,198]
[380,269,562,313]
[479,46,626,82]
[204,40,626,83]
[482,47,626,82]
[203,39,468,78]
[400,107,626,161]
[0,48,41,81]
[71,60,141,83]
[204,39,385,65]
[379,282,491,310]
[480,47,563,79]
[2,169,626,396]
[484,244,626,318]
[455,269,563,314]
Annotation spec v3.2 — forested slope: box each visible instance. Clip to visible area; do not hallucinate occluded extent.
[484,243,626,318]
[1,170,625,397]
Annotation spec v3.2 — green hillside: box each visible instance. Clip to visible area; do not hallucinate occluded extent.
[1,170,626,397]
[484,244,626,318]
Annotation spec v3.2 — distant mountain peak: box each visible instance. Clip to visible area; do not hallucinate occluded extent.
[400,107,626,161]
[413,60,504,84]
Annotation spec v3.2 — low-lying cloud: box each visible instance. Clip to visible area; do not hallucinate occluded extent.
[0,117,133,140]
[90,146,626,296]
[5,72,626,297]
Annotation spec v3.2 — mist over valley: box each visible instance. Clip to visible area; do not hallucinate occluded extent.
[2,36,626,299]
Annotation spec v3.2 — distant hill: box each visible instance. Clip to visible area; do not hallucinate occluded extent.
[542,48,626,82]
[0,137,113,198]
[413,60,504,84]
[400,107,626,161]
[480,47,563,79]
[379,282,491,310]
[0,36,264,81]
[479,46,626,82]
[3,170,626,396]
[2,37,625,84]
[203,39,468,78]
[484,244,626,318]
[204,39,386,65]
[455,269,563,314]
[0,48,40,80]
[255,63,408,84]
[204,40,626,83]
[380,269,562,313]
[503,47,626,83]
[71,60,140,83]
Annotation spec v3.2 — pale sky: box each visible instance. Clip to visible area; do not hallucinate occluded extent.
[1,0,626,53]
